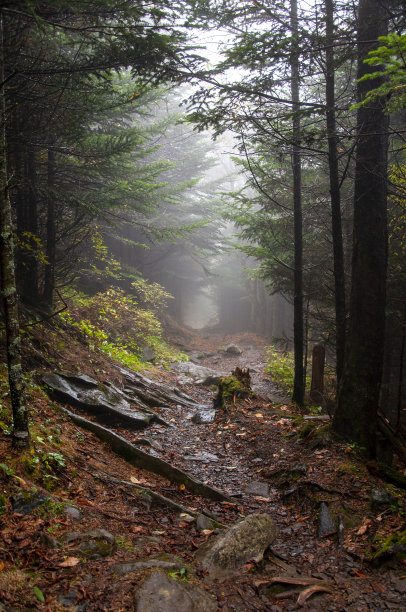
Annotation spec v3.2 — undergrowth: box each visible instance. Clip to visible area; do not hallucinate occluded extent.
[265,346,311,395]
[59,283,188,369]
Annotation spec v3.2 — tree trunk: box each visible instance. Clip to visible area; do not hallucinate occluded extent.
[325,0,346,386]
[333,0,389,458]
[0,11,29,448]
[290,0,304,406]
[43,146,56,306]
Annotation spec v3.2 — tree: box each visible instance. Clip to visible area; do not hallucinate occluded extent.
[0,10,29,447]
[333,0,389,457]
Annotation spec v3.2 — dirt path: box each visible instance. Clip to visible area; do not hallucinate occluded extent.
[115,332,405,611]
[2,332,405,611]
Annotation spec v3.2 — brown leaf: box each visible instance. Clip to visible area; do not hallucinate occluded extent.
[356,518,372,536]
[59,557,80,567]
[297,584,333,605]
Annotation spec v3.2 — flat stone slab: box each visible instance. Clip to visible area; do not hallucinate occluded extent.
[43,372,155,429]
[195,513,277,578]
[244,481,270,497]
[134,570,218,612]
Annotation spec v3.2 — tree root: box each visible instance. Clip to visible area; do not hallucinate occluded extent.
[62,408,232,502]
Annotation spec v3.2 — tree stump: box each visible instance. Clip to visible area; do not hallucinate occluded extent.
[310,344,325,405]
[214,367,251,409]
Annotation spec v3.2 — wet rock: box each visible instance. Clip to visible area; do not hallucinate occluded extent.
[61,529,116,559]
[171,362,223,383]
[224,344,243,355]
[191,409,216,424]
[133,437,163,451]
[11,491,49,515]
[244,481,270,497]
[140,346,155,363]
[43,372,155,430]
[57,591,78,608]
[65,505,81,520]
[134,570,218,612]
[184,451,219,463]
[318,502,337,537]
[195,513,277,578]
[40,532,60,549]
[195,514,218,532]
[370,488,397,512]
[112,554,184,576]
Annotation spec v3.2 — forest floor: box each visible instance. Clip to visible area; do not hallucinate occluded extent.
[0,328,405,611]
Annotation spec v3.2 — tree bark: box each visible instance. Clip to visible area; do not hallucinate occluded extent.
[325,0,346,385]
[43,146,56,306]
[290,0,304,406]
[0,11,29,448]
[333,0,389,458]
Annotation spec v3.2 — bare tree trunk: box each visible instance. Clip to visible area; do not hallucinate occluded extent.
[0,11,29,448]
[333,0,389,458]
[43,146,56,306]
[290,0,304,406]
[325,0,346,386]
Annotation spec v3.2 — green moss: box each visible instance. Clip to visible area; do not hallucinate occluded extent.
[372,529,406,564]
[0,493,6,514]
[297,421,317,439]
[214,375,250,407]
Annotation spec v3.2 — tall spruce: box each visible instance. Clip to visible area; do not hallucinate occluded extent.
[333,0,389,457]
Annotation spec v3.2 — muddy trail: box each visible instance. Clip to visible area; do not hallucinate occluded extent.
[1,332,405,611]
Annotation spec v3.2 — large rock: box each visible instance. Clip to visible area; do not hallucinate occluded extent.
[134,571,218,612]
[191,409,216,424]
[170,362,223,384]
[43,372,157,429]
[195,514,277,578]
[224,344,243,356]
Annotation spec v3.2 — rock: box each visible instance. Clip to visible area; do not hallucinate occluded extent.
[244,481,270,497]
[43,371,157,429]
[61,529,116,559]
[196,514,216,532]
[191,409,216,424]
[134,570,218,612]
[183,451,219,463]
[40,532,60,549]
[140,346,155,363]
[133,437,163,451]
[224,344,243,355]
[65,505,81,520]
[11,491,49,515]
[195,514,277,578]
[112,554,184,576]
[170,362,223,383]
[318,502,337,537]
[370,488,397,512]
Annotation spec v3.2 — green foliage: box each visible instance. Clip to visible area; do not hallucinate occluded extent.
[61,283,187,367]
[355,33,406,111]
[266,346,311,395]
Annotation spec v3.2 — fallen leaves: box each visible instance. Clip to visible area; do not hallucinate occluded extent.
[356,518,373,536]
[58,557,80,567]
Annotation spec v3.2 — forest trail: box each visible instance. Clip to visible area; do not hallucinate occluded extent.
[1,332,405,611]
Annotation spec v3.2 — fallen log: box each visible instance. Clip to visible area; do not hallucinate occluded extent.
[62,408,232,502]
[93,471,224,527]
